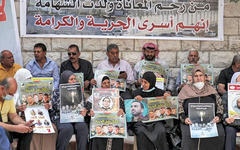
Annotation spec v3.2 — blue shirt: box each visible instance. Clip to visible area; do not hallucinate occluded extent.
[26,57,60,90]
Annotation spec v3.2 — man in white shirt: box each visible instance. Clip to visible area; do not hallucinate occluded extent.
[97,44,134,84]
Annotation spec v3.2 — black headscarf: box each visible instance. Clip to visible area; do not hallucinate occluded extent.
[132,71,164,98]
[142,71,156,90]
[60,70,74,84]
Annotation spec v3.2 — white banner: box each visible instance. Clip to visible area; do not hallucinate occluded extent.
[20,0,224,41]
[0,0,22,66]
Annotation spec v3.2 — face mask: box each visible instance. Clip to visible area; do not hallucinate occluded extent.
[193,82,204,90]
[3,94,13,101]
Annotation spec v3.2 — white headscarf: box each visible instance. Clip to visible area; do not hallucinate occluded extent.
[87,75,109,103]
[96,74,109,88]
[231,72,240,83]
[14,68,32,106]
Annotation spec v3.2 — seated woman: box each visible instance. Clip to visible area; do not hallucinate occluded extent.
[224,72,240,150]
[131,71,169,150]
[14,68,57,150]
[50,70,88,150]
[87,75,125,150]
[178,66,225,150]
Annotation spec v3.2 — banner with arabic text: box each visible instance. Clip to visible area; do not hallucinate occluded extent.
[20,0,223,40]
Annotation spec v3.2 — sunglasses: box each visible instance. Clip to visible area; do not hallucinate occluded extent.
[143,46,155,50]
[68,52,77,56]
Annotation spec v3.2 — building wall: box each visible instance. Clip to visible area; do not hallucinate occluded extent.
[14,0,240,78]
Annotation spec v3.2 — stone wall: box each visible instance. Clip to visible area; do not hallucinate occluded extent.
[14,0,240,78]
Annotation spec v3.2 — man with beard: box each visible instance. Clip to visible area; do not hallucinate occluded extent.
[26,43,59,90]
[60,44,94,89]
[97,44,134,84]
[130,100,148,122]
[0,50,21,82]
[133,43,168,87]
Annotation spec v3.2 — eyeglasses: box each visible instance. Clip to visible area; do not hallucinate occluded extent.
[68,52,77,56]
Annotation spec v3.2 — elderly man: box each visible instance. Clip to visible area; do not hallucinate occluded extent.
[0,50,21,82]
[175,50,200,93]
[97,44,134,84]
[60,44,94,89]
[0,77,33,150]
[217,55,240,96]
[26,43,60,90]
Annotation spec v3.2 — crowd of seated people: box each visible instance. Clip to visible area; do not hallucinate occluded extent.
[1,42,240,150]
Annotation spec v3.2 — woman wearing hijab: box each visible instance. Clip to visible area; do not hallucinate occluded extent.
[131,71,169,150]
[87,75,125,150]
[223,72,240,150]
[14,68,58,150]
[50,70,88,150]
[178,66,225,150]
[14,68,32,107]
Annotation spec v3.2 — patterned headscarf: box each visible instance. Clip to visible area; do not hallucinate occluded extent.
[141,43,159,60]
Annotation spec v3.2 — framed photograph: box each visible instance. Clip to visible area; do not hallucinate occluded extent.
[189,103,218,138]
[60,83,84,123]
[90,113,127,139]
[92,88,119,113]
[124,97,178,123]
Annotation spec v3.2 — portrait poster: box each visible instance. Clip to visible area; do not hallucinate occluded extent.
[74,73,84,91]
[20,0,224,41]
[124,97,178,122]
[19,80,53,106]
[189,103,218,138]
[155,78,164,90]
[139,60,168,90]
[92,88,119,113]
[60,83,84,123]
[124,99,149,122]
[74,73,84,86]
[19,80,54,134]
[110,78,126,92]
[25,106,55,134]
[228,84,240,119]
[94,70,120,80]
[145,97,178,123]
[180,64,214,85]
[90,113,127,138]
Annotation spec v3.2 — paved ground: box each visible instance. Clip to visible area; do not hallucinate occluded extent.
[237,136,240,149]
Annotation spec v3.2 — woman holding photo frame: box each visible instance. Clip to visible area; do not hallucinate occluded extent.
[178,66,225,150]
[87,74,125,150]
[130,71,170,150]
[50,70,88,150]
